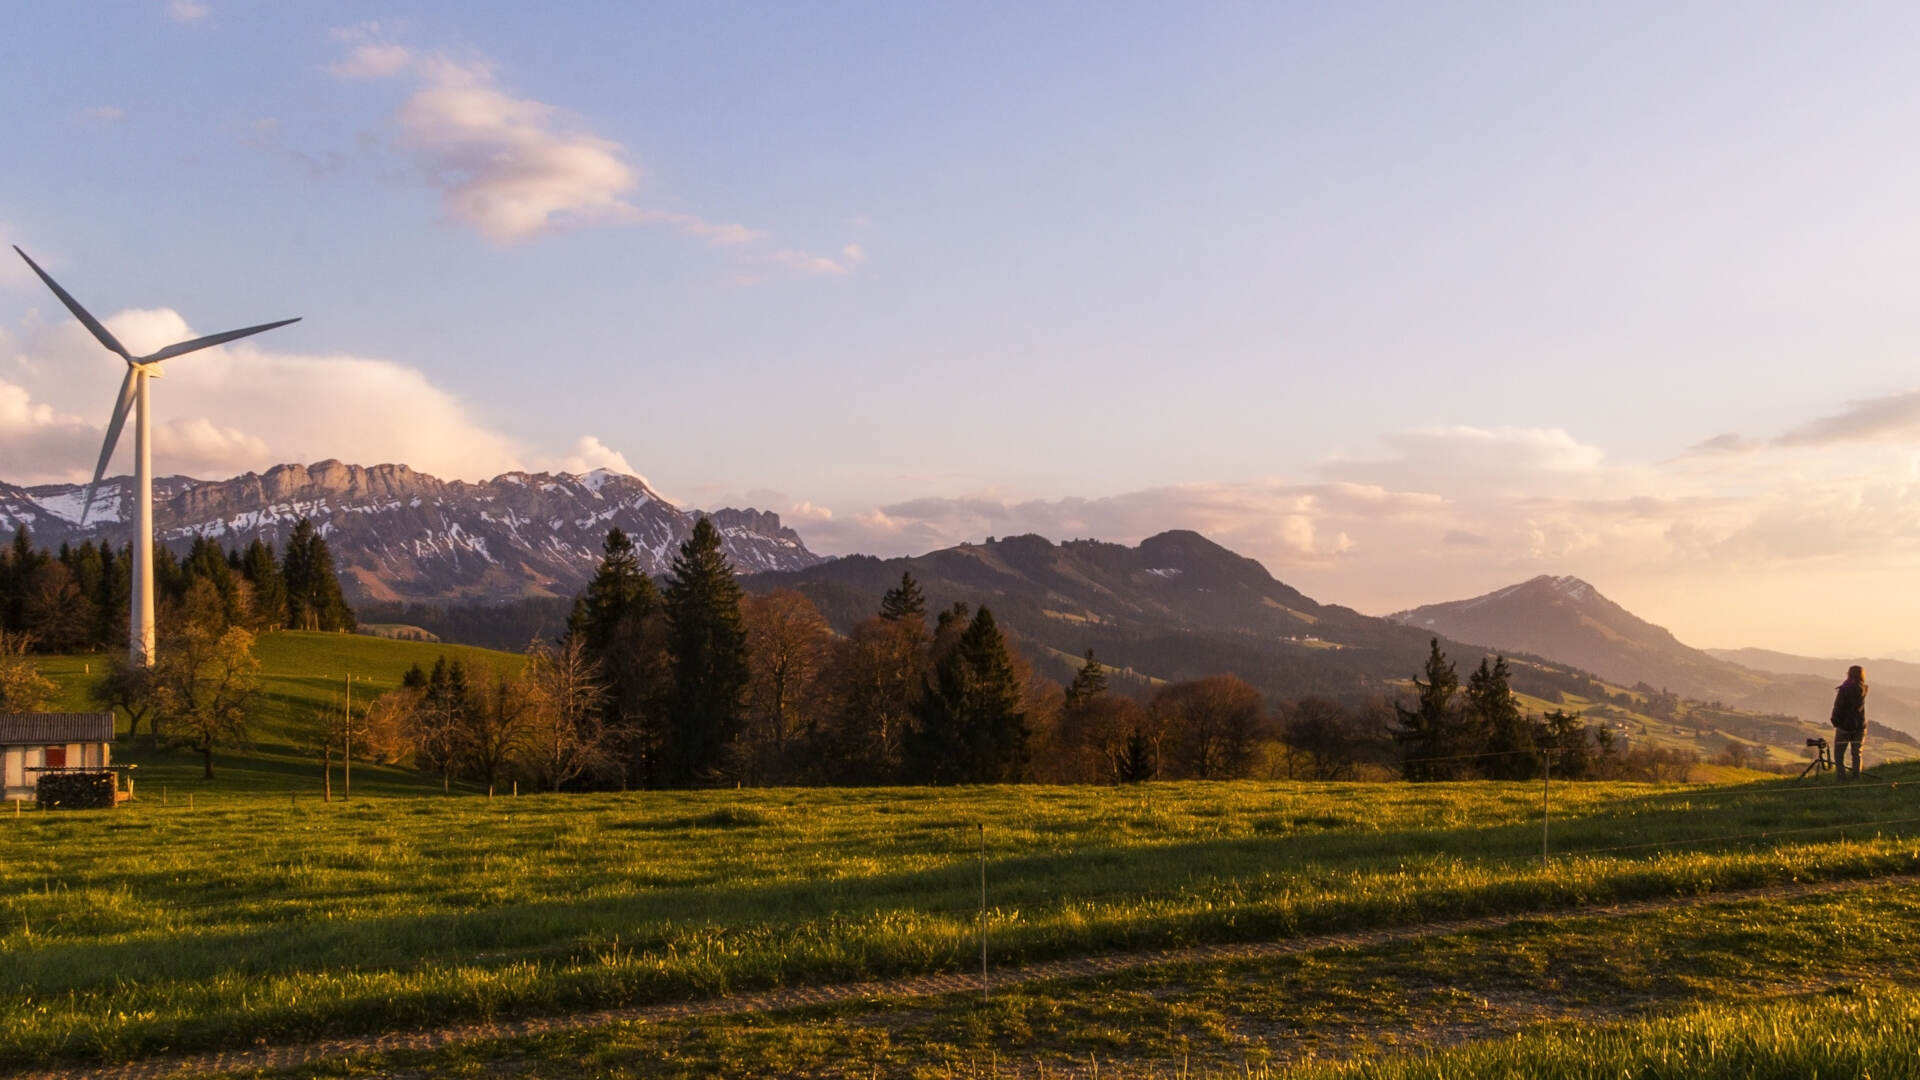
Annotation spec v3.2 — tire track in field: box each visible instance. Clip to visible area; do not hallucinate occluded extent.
[16,872,1919,1080]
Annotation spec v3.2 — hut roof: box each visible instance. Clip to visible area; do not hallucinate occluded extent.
[0,713,115,745]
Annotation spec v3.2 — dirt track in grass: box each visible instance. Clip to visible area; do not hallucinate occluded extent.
[12,872,1918,1080]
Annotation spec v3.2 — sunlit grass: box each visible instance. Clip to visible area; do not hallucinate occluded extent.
[4,767,1920,1065]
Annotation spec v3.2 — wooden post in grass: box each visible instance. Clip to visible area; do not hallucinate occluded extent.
[323,745,333,803]
[343,673,353,801]
[979,822,988,1000]
[1541,755,1551,868]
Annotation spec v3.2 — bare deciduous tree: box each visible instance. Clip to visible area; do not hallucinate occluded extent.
[738,590,832,785]
[818,615,927,783]
[1151,674,1268,780]
[0,630,55,713]
[459,664,534,795]
[523,636,612,790]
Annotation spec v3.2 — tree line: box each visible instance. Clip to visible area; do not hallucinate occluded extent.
[0,520,354,655]
[338,523,1686,792]
[0,521,359,779]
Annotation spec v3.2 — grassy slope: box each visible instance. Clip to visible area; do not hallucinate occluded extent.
[275,882,1920,1079]
[30,631,523,795]
[6,768,1920,1065]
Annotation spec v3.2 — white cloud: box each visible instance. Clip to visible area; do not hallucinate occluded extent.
[0,305,614,485]
[1774,389,1920,448]
[167,0,209,23]
[0,233,30,286]
[325,32,763,248]
[766,249,848,275]
[0,378,99,483]
[318,29,836,268]
[841,243,866,264]
[327,42,415,81]
[392,58,641,242]
[78,106,126,125]
[1319,425,1612,497]
[553,435,643,480]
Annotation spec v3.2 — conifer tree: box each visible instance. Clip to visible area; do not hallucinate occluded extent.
[184,534,244,630]
[1065,649,1108,709]
[283,520,319,629]
[567,527,670,787]
[879,571,927,621]
[906,606,1030,783]
[240,539,286,630]
[1467,655,1532,779]
[663,517,749,786]
[282,519,355,631]
[567,527,660,653]
[1394,638,1464,781]
[1115,728,1156,783]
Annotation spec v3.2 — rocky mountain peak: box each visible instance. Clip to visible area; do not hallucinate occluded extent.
[1,461,826,604]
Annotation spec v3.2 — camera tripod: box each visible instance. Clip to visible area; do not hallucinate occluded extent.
[1799,738,1834,780]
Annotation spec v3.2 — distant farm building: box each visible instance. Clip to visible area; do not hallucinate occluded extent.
[1,713,115,802]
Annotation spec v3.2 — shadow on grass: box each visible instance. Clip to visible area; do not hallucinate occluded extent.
[13,775,1920,1003]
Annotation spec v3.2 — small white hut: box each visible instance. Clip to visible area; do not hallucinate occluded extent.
[1,713,115,801]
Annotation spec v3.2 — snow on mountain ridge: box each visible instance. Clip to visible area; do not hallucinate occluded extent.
[3,461,826,604]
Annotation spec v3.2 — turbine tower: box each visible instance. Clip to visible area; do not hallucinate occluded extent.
[13,246,299,667]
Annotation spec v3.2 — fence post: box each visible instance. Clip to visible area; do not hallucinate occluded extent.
[1541,755,1551,868]
[978,822,988,1001]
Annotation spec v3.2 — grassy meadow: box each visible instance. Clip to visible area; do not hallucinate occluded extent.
[5,767,1920,1067]
[9,633,1920,1073]
[267,878,1920,1078]
[31,630,521,794]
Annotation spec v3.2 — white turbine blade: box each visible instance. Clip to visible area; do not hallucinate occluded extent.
[81,367,138,526]
[141,317,301,364]
[12,246,132,360]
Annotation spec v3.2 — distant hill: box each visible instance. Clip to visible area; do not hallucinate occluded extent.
[31,630,520,794]
[747,531,1619,705]
[1707,647,1920,689]
[1389,575,1770,703]
[0,460,825,605]
[1392,576,1920,738]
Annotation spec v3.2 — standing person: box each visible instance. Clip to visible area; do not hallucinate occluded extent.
[1830,665,1868,781]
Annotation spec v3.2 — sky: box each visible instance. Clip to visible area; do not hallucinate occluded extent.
[4,3,1920,658]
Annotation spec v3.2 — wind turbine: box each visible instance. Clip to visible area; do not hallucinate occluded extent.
[12,246,300,667]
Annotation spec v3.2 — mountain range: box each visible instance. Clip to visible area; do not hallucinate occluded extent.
[0,461,825,603]
[744,530,1617,705]
[3,461,1907,748]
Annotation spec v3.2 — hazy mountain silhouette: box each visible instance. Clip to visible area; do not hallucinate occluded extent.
[1393,576,1920,736]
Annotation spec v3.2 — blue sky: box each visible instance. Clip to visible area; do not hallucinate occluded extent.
[6,3,1920,656]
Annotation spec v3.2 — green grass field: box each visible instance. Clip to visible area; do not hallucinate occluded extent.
[264,882,1920,1079]
[5,768,1920,1068]
[10,635,1920,1075]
